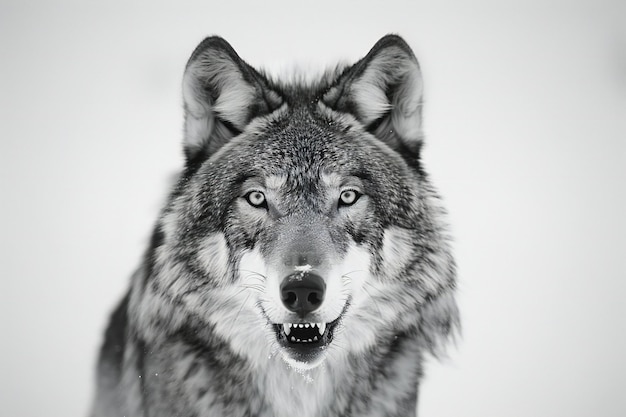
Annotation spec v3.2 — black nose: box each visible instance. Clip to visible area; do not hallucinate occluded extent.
[280,273,326,317]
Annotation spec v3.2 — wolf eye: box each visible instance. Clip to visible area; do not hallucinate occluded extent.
[338,189,360,207]
[245,191,267,208]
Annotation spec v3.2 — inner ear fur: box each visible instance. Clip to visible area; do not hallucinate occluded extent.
[182,36,282,162]
[323,35,424,155]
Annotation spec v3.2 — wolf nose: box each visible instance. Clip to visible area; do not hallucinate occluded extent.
[280,273,326,317]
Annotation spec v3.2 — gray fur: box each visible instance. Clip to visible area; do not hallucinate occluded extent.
[92,34,459,417]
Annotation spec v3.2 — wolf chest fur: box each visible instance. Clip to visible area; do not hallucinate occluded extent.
[92,34,459,417]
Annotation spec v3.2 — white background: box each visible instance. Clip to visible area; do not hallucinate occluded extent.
[1,1,624,416]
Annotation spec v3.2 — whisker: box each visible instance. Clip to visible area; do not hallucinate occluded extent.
[341,269,366,277]
[237,269,267,280]
[233,293,252,325]
[363,281,387,296]
[214,287,250,307]
[361,285,384,318]
[241,284,265,293]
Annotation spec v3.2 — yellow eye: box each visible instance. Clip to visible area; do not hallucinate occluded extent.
[246,191,266,208]
[339,189,359,206]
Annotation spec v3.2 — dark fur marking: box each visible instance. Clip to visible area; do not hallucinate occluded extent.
[136,338,148,414]
[142,227,165,289]
[98,292,129,379]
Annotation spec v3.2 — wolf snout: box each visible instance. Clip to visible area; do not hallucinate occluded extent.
[282,253,323,268]
[280,273,326,316]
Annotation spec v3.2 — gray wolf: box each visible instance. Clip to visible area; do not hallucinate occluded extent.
[92,34,459,417]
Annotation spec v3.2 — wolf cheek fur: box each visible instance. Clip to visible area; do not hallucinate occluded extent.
[92,34,459,417]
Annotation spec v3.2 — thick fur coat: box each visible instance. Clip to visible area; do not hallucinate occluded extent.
[92,34,459,417]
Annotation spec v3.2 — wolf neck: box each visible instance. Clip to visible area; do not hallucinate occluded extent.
[238,335,422,417]
[259,359,335,417]
[257,336,423,417]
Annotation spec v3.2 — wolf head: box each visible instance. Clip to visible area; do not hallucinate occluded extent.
[132,35,458,370]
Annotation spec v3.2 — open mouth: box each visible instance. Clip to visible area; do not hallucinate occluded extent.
[273,318,339,354]
[264,300,350,363]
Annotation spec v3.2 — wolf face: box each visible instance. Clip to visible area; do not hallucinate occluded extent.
[95,34,458,417]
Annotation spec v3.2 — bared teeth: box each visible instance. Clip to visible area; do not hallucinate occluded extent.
[280,322,328,340]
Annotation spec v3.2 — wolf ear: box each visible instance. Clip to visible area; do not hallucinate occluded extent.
[182,36,283,162]
[323,35,424,156]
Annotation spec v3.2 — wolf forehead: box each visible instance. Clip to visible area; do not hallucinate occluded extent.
[199,109,409,186]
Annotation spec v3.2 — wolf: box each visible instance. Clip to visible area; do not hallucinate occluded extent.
[92,34,459,417]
